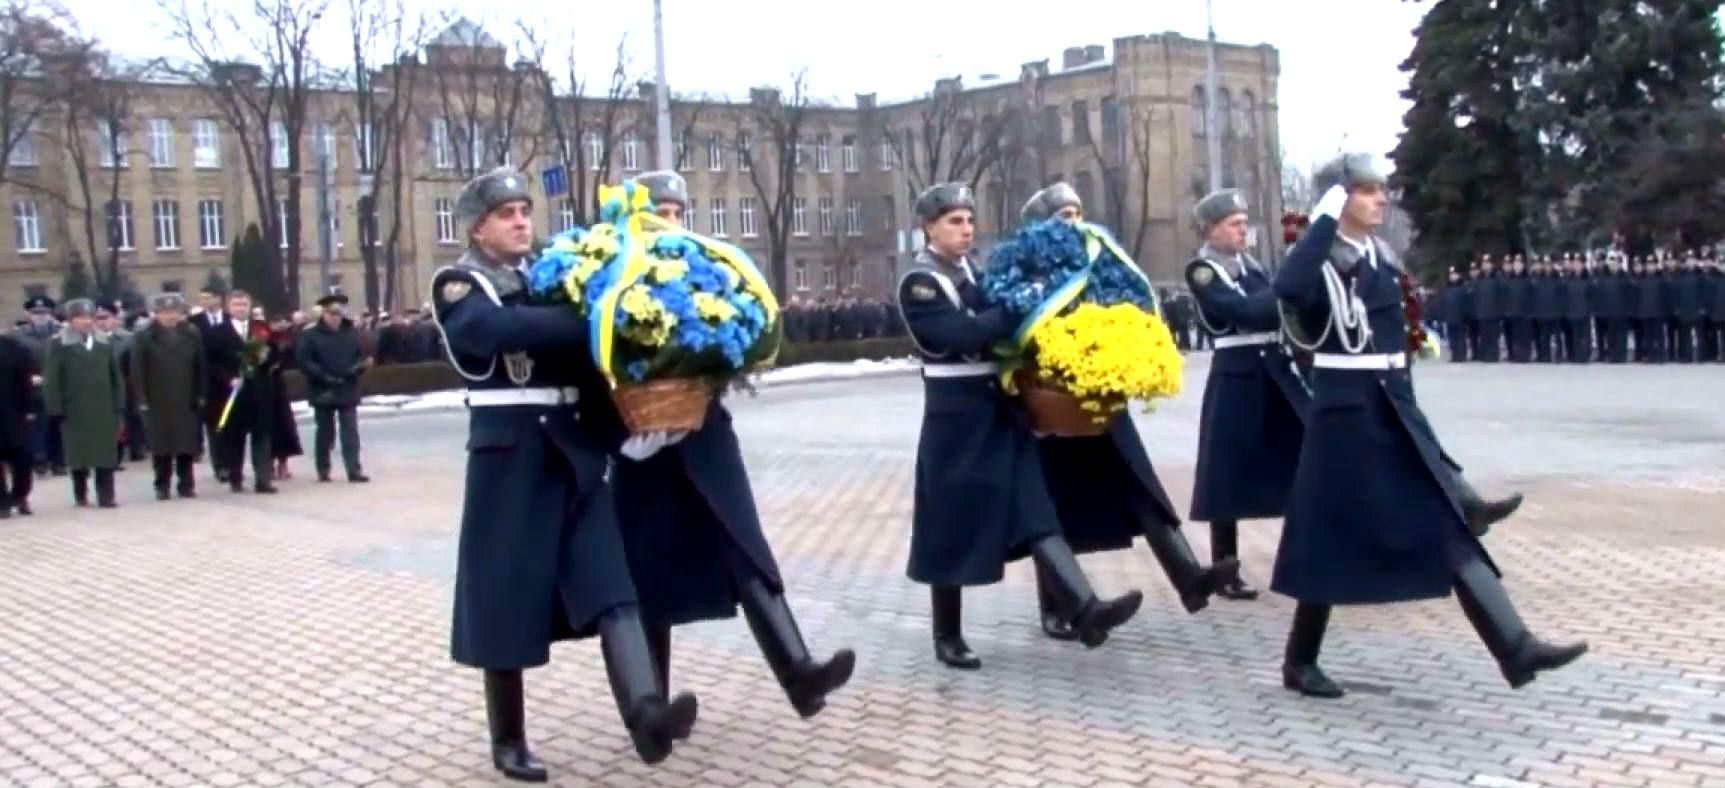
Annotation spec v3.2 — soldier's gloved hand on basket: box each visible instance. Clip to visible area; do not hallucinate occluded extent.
[619,431,690,461]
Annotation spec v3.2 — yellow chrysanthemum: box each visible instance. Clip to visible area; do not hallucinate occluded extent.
[1027,302,1184,412]
[648,258,690,284]
[692,292,739,322]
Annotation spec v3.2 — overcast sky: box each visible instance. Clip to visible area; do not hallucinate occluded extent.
[65,0,1441,172]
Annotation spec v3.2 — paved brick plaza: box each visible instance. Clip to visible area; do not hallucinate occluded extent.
[2,358,1723,787]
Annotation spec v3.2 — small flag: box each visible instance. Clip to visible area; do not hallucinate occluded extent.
[216,381,242,431]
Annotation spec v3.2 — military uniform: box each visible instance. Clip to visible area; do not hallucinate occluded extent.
[605,170,855,722]
[1271,155,1586,700]
[1439,269,1472,362]
[1559,256,1593,363]
[899,182,1143,670]
[15,297,64,475]
[1020,184,1237,641]
[1471,265,1504,362]
[430,168,696,779]
[1703,250,1725,362]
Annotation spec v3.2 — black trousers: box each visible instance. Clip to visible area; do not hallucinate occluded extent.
[1535,320,1561,362]
[1474,321,1502,361]
[152,455,196,493]
[220,426,272,487]
[1671,322,1697,363]
[1445,322,1470,362]
[313,405,363,476]
[1562,319,1591,363]
[0,446,32,508]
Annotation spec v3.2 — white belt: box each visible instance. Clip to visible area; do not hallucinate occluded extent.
[1312,352,1407,371]
[1213,331,1280,349]
[466,387,581,407]
[921,361,999,378]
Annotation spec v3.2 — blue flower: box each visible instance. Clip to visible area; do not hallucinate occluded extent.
[624,360,650,382]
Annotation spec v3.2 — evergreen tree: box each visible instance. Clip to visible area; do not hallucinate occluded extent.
[228,223,290,314]
[1390,0,1538,280]
[60,259,94,302]
[203,268,230,294]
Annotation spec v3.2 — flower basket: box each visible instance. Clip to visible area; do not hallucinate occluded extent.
[1014,370,1114,437]
[610,377,713,433]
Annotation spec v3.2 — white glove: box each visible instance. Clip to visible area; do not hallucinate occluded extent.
[619,431,690,461]
[1313,184,1348,222]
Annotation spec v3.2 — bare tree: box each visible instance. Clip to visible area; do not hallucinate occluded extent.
[422,18,541,181]
[57,51,152,300]
[737,71,813,297]
[1281,152,1316,213]
[886,79,1011,203]
[1122,105,1158,260]
[343,0,429,312]
[517,27,633,225]
[160,0,332,312]
[0,0,87,191]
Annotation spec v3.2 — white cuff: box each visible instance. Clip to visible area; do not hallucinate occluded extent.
[1313,185,1348,222]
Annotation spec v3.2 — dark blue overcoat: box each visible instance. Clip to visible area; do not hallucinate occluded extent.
[898,252,1060,586]
[433,260,639,670]
[607,396,785,629]
[1184,256,1310,522]
[1268,216,1497,606]
[1039,415,1181,554]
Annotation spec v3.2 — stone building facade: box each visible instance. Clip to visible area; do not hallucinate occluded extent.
[1,24,1280,314]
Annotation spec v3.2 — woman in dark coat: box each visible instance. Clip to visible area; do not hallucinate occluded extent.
[131,294,206,498]
[267,316,303,479]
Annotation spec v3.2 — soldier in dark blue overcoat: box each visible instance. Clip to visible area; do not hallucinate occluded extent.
[1270,154,1587,700]
[1703,248,1725,362]
[1016,184,1238,641]
[1440,268,1472,362]
[899,182,1144,670]
[431,168,698,781]
[1471,259,1504,362]
[1559,254,1594,363]
[602,170,854,722]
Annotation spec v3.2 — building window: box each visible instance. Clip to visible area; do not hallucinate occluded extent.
[793,260,807,290]
[269,121,289,169]
[96,120,126,168]
[706,133,724,171]
[817,197,833,235]
[878,136,892,170]
[880,195,894,232]
[739,196,758,237]
[709,198,727,236]
[1071,100,1091,145]
[559,199,576,232]
[841,135,857,173]
[1240,91,1256,138]
[312,122,335,167]
[328,199,343,249]
[849,260,862,289]
[1100,96,1121,149]
[488,125,510,168]
[845,198,861,236]
[585,131,603,170]
[686,198,698,232]
[434,198,456,244]
[7,120,35,166]
[821,261,835,290]
[815,134,830,172]
[107,200,135,251]
[1040,106,1062,145]
[354,123,376,171]
[12,200,44,252]
[736,132,752,171]
[791,197,807,236]
[148,118,174,167]
[276,199,289,248]
[622,132,640,171]
[793,136,805,170]
[432,119,453,169]
[197,200,225,249]
[161,279,183,293]
[192,119,220,168]
[672,131,687,170]
[153,199,180,250]
[1191,86,1207,137]
[1217,88,1233,137]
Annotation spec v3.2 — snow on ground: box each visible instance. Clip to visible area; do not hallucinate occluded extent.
[291,357,922,418]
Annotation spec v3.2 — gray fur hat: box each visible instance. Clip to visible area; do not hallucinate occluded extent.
[1193,188,1250,230]
[635,170,689,209]
[1313,152,1387,195]
[1019,182,1082,223]
[456,166,533,235]
[914,182,975,223]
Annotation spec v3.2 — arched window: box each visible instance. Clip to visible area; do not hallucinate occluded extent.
[1190,85,1207,137]
[1216,88,1232,137]
[1240,91,1257,138]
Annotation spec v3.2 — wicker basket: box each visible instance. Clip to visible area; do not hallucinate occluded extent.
[610,378,712,433]
[1013,371,1114,437]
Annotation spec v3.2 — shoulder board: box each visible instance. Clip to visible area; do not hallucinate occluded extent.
[1185,257,1228,288]
[896,267,962,309]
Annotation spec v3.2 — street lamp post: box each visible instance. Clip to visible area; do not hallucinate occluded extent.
[652,0,674,170]
[1204,0,1223,192]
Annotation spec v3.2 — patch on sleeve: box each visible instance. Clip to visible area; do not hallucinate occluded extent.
[1189,265,1215,287]
[908,281,940,301]
[439,279,473,303]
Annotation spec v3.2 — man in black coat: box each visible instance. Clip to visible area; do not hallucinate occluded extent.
[0,331,35,517]
[1593,255,1631,362]
[296,293,371,483]
[1271,154,1585,700]
[1531,256,1564,362]
[1440,267,1471,362]
[432,167,695,779]
[1668,251,1705,364]
[1559,254,1593,363]
[1471,257,1503,362]
[1703,248,1725,362]
[204,290,278,494]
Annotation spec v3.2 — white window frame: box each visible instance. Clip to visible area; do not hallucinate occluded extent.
[271,121,289,169]
[12,200,44,253]
[709,198,728,237]
[878,137,892,171]
[96,120,126,168]
[841,136,856,173]
[850,260,863,289]
[622,132,640,171]
[737,133,751,171]
[791,197,807,236]
[148,118,174,168]
[276,199,289,249]
[845,198,862,236]
[686,198,698,232]
[822,261,836,290]
[585,130,603,171]
[108,200,135,251]
[152,199,179,250]
[314,122,336,167]
[355,122,375,171]
[707,133,724,171]
[672,131,686,170]
[739,196,758,238]
[793,261,808,291]
[7,120,36,166]
[817,197,833,235]
[559,199,576,232]
[198,199,225,250]
[815,134,830,172]
[432,119,453,169]
[192,119,220,168]
[435,197,456,244]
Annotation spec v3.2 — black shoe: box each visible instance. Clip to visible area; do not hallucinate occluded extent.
[317,470,331,483]
[348,473,370,483]
[1464,493,1524,537]
[785,649,855,719]
[155,489,171,501]
[13,502,29,516]
[98,500,118,509]
[490,742,548,783]
[1040,612,1079,641]
[622,694,698,765]
[1502,640,1589,689]
[254,483,278,494]
[177,488,196,499]
[1180,557,1241,613]
[1073,591,1145,648]
[1282,663,1345,699]
[1218,577,1260,601]
[934,636,981,670]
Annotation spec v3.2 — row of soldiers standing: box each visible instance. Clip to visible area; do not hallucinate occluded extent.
[1433,250,1725,363]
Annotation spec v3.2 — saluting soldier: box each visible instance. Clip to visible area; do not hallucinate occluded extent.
[1182,188,1310,603]
[606,171,855,725]
[430,167,697,779]
[1272,154,1585,699]
[1021,184,1239,640]
[898,182,1143,670]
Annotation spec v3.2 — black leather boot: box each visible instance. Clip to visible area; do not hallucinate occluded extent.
[1141,521,1239,613]
[738,577,856,719]
[94,469,117,508]
[152,456,173,500]
[71,469,90,507]
[641,624,689,740]
[930,585,980,669]
[1210,520,1259,601]
[483,669,547,783]
[1454,474,1523,538]
[174,455,196,498]
[1034,561,1078,641]
[1030,536,1144,648]
[1282,602,1343,699]
[1454,555,1587,688]
[599,606,699,764]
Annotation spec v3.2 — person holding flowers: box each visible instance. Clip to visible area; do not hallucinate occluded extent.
[597,170,855,724]
[896,182,1144,671]
[1001,184,1239,642]
[430,167,697,779]
[1270,153,1585,700]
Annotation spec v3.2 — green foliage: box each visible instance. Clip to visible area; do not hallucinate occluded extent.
[229,223,290,315]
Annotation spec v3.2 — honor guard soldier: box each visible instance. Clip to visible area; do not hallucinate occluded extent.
[431,167,697,779]
[1020,184,1239,640]
[1184,188,1310,602]
[606,170,856,723]
[1271,154,1585,699]
[898,182,1143,670]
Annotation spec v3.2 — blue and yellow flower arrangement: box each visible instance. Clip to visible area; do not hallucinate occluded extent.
[980,218,1182,433]
[525,180,781,431]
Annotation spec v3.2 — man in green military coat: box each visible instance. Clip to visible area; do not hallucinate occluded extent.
[132,293,207,499]
[43,298,125,508]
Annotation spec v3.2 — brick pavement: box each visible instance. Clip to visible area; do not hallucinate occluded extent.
[2,361,1723,787]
